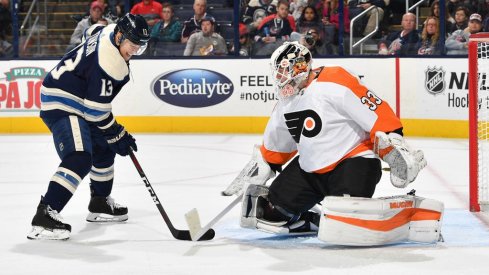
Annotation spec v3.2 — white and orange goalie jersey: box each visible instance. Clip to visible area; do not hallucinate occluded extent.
[261,66,402,173]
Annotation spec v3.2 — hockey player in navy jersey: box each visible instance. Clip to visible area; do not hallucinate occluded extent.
[27,13,150,240]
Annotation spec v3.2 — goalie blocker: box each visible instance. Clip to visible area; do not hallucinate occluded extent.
[318,194,444,246]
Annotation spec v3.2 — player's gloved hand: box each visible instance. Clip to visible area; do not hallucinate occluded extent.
[102,123,137,156]
[374,131,427,188]
[222,144,275,196]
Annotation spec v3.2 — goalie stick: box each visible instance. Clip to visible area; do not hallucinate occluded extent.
[185,194,243,241]
[129,149,215,241]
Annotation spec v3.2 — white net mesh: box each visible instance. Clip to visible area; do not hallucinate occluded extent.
[477,42,489,209]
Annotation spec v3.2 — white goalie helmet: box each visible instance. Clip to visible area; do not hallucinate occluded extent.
[270,41,312,99]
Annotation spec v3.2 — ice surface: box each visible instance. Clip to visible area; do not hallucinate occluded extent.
[1,134,489,274]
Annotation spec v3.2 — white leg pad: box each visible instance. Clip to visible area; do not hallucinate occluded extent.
[318,195,444,246]
[240,184,270,229]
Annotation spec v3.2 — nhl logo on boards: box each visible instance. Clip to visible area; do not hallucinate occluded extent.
[425,67,446,95]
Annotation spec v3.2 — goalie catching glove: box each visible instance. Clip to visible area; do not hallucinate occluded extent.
[374,131,426,188]
[222,144,276,196]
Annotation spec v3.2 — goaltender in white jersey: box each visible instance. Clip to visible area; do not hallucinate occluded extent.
[223,42,443,246]
[262,64,401,174]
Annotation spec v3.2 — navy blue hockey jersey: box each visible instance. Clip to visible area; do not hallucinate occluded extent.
[40,24,130,129]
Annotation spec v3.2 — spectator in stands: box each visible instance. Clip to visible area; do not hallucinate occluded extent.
[74,0,118,23]
[378,12,419,55]
[130,0,163,30]
[320,0,350,45]
[83,0,123,19]
[446,13,483,55]
[241,0,273,37]
[417,16,444,55]
[181,0,208,43]
[448,0,477,16]
[290,0,308,21]
[300,27,334,55]
[296,5,323,35]
[183,16,228,56]
[0,0,12,40]
[114,1,125,18]
[448,6,469,34]
[429,0,454,37]
[348,0,388,37]
[97,0,120,20]
[448,0,464,16]
[388,0,407,25]
[321,0,351,33]
[68,1,106,51]
[237,23,253,56]
[253,0,296,56]
[242,0,273,25]
[150,3,182,42]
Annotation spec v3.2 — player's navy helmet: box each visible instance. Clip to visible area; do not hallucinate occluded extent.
[116,13,150,54]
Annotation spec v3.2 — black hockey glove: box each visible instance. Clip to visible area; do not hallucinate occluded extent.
[102,123,137,156]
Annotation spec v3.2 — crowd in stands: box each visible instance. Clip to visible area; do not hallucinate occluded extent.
[0,0,12,58]
[3,0,489,58]
[235,0,489,56]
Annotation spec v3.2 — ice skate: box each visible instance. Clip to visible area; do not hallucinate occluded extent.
[27,199,71,240]
[288,211,320,234]
[86,196,128,222]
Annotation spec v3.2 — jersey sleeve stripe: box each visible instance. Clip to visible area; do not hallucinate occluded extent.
[260,144,297,165]
[41,93,110,121]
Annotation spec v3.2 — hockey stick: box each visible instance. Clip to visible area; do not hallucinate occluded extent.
[185,193,243,241]
[129,149,215,241]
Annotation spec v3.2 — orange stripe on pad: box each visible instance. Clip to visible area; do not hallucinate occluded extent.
[325,208,442,232]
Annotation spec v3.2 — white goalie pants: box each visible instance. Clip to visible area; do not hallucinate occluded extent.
[318,195,444,246]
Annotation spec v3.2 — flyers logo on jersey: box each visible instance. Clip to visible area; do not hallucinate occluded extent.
[284,109,322,143]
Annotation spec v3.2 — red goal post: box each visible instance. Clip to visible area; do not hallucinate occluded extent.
[469,33,489,212]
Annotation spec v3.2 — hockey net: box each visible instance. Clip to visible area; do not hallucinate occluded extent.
[469,33,489,212]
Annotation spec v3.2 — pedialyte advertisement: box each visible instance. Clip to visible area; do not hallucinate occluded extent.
[0,58,474,120]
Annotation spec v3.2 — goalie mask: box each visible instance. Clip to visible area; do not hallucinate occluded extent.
[270,41,312,99]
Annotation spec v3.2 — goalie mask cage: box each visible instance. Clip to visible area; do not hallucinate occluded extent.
[469,33,489,212]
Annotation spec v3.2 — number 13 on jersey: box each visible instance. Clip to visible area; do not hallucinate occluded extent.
[100,79,113,96]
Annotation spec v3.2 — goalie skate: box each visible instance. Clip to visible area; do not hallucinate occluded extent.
[257,211,320,235]
[86,196,128,222]
[27,199,71,240]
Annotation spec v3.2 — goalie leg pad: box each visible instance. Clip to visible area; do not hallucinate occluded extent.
[318,195,444,246]
[240,184,271,229]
